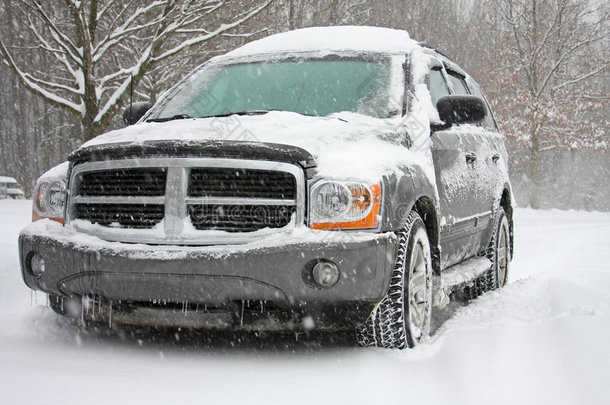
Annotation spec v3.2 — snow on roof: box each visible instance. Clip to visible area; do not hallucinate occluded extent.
[223,26,419,58]
[0,176,17,183]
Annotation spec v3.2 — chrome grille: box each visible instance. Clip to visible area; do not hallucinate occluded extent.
[68,158,305,245]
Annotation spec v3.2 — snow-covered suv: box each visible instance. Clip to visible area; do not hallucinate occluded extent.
[19,27,513,349]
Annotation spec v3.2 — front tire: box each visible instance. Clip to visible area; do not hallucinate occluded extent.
[356,211,433,349]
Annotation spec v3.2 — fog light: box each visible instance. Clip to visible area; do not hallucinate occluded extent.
[312,261,340,288]
[30,253,45,276]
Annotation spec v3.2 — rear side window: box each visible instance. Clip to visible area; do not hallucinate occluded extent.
[447,70,469,95]
[428,68,450,107]
[467,79,498,130]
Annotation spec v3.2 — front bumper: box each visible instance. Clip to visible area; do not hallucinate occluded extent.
[19,220,397,328]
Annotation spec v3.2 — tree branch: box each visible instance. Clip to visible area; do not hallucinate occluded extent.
[151,0,273,63]
[0,39,83,116]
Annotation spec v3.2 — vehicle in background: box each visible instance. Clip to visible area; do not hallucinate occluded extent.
[0,176,25,200]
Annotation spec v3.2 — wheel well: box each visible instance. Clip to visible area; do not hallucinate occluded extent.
[413,197,441,274]
[500,188,514,259]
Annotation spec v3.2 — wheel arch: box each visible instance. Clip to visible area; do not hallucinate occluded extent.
[381,169,441,273]
[413,196,441,275]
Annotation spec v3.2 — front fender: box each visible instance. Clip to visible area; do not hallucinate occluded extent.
[382,165,439,232]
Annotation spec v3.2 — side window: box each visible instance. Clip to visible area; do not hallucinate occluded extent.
[467,79,498,130]
[428,68,450,107]
[446,70,469,95]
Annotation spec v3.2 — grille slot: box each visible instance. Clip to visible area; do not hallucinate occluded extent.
[78,168,166,197]
[75,203,164,229]
[189,204,294,232]
[189,168,296,199]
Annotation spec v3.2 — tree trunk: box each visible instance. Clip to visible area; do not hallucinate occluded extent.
[82,115,104,143]
[528,127,541,209]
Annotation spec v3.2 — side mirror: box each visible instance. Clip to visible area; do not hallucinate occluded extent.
[436,95,486,126]
[123,102,153,126]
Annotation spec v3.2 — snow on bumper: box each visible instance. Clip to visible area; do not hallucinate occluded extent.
[19,220,396,308]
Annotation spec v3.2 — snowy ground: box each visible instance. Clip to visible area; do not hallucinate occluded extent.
[1,199,609,404]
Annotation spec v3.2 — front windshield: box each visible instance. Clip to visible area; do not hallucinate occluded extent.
[153,57,395,119]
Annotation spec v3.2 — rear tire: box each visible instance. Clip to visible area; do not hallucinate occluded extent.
[489,210,510,289]
[356,211,433,349]
[463,209,510,299]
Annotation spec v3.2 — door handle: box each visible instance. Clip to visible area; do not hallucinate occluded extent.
[465,151,477,164]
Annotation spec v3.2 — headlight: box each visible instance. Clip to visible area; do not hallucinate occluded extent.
[33,180,66,223]
[310,180,381,230]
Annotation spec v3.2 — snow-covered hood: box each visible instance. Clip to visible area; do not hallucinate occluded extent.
[75,111,432,183]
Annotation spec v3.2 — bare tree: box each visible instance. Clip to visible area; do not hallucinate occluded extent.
[487,0,609,208]
[327,0,371,24]
[0,0,272,142]
[280,0,371,29]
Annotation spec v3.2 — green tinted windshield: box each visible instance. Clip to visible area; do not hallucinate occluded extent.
[154,58,394,119]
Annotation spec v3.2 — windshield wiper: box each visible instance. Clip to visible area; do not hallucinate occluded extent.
[149,110,312,122]
[147,114,192,123]
[200,110,276,119]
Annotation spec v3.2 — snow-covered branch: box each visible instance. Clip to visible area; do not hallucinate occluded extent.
[23,72,83,96]
[23,0,82,60]
[151,0,272,63]
[0,0,273,140]
[552,63,610,92]
[536,31,609,98]
[92,1,167,63]
[0,40,84,116]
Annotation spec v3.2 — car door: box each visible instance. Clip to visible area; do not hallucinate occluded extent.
[429,65,486,269]
[465,76,508,244]
[445,68,497,249]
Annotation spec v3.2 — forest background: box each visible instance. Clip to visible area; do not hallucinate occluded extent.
[0,0,608,210]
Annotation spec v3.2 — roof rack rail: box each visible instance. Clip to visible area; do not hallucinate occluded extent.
[419,42,452,60]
